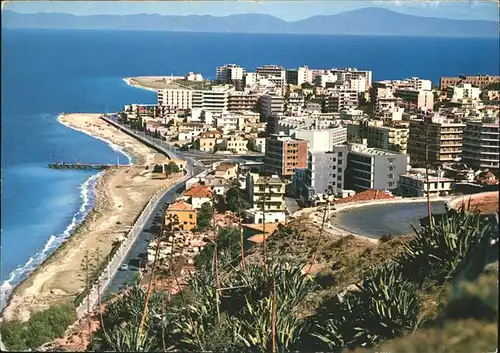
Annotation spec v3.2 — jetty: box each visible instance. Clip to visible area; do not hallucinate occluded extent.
[48,163,122,170]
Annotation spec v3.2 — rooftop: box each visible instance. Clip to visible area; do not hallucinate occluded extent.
[216,163,236,172]
[167,200,194,211]
[183,185,213,198]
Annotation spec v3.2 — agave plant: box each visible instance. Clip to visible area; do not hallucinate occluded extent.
[398,209,492,284]
[310,264,420,350]
[90,286,169,352]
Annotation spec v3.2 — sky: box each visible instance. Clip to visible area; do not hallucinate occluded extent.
[2,1,499,22]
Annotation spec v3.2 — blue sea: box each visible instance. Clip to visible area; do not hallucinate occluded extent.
[1,29,499,303]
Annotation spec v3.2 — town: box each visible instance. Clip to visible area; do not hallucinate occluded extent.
[115,64,499,283]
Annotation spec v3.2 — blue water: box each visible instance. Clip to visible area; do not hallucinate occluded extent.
[1,29,499,300]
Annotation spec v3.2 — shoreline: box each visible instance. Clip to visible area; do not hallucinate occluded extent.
[123,77,158,92]
[2,113,182,322]
[0,171,103,314]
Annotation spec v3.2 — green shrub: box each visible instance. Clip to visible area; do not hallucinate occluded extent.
[0,303,76,351]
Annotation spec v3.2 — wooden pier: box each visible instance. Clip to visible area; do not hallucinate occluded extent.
[48,163,121,170]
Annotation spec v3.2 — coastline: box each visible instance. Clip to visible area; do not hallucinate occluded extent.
[123,77,159,92]
[2,113,182,322]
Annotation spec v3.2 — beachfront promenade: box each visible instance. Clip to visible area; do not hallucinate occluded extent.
[101,114,264,161]
[75,158,206,319]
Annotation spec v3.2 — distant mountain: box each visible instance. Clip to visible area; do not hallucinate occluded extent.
[2,7,498,37]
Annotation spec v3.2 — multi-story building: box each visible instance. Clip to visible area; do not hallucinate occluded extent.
[264,132,308,177]
[185,72,203,81]
[408,115,465,165]
[292,126,347,152]
[245,173,287,223]
[228,91,258,112]
[348,121,409,153]
[331,68,373,90]
[258,94,285,118]
[286,66,313,86]
[256,65,287,87]
[404,77,432,91]
[462,116,500,172]
[192,86,233,112]
[223,135,249,154]
[216,64,245,83]
[446,83,481,102]
[166,200,197,231]
[157,88,193,109]
[393,89,434,111]
[324,89,359,113]
[303,144,349,202]
[440,74,500,90]
[399,171,454,197]
[345,141,410,192]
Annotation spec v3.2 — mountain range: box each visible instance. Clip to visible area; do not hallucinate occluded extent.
[2,7,498,37]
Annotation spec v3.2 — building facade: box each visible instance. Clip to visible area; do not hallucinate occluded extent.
[462,116,500,172]
[264,133,308,177]
[228,91,258,112]
[408,116,465,165]
[256,65,287,87]
[440,75,500,90]
[345,143,409,192]
[393,89,434,111]
[216,64,245,83]
[157,88,193,109]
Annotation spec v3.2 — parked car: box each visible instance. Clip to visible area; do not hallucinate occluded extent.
[119,264,129,271]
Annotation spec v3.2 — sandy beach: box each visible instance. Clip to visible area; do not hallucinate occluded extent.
[2,113,182,322]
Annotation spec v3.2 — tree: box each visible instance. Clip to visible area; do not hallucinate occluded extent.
[225,187,250,216]
[197,202,213,229]
[164,162,180,176]
[247,139,257,152]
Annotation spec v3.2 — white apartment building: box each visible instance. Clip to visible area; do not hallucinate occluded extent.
[157,88,193,109]
[325,89,359,113]
[292,126,347,152]
[447,83,481,103]
[399,170,454,197]
[258,94,285,117]
[346,142,410,192]
[244,72,257,87]
[303,144,349,203]
[245,173,287,223]
[462,116,499,173]
[256,65,287,87]
[192,86,233,112]
[405,77,432,91]
[332,68,373,89]
[394,89,434,111]
[216,64,245,83]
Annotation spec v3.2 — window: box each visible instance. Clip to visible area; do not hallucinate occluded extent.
[338,152,343,157]
[189,214,193,219]
[337,182,342,187]
[338,167,342,173]
[337,175,342,181]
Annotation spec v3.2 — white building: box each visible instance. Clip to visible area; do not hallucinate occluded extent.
[405,77,432,91]
[256,65,287,87]
[462,116,499,173]
[399,170,454,197]
[447,83,481,103]
[157,88,193,109]
[292,126,347,152]
[192,86,234,112]
[258,94,285,117]
[185,72,203,81]
[216,64,245,83]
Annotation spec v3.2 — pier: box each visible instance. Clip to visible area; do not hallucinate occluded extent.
[48,163,121,170]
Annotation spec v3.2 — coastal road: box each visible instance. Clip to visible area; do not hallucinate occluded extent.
[101,178,187,297]
[104,115,264,160]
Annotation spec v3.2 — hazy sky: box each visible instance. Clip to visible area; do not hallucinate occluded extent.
[3,1,499,21]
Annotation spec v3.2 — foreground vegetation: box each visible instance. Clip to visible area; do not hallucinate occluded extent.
[0,304,76,351]
[2,207,497,352]
[83,206,498,352]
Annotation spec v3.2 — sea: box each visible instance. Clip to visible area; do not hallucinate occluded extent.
[1,29,499,305]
